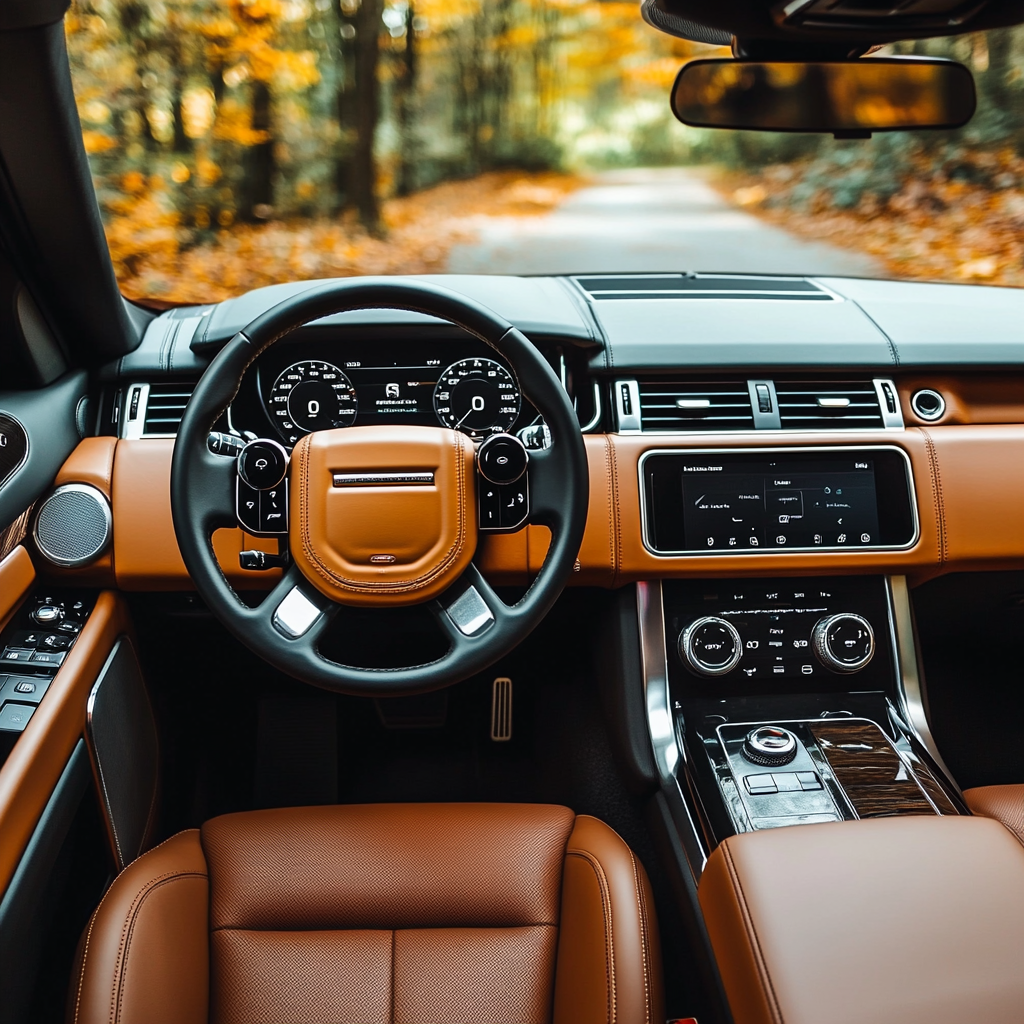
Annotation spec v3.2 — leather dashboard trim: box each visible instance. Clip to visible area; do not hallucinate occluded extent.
[0,545,35,634]
[0,590,131,900]
[50,425,1024,588]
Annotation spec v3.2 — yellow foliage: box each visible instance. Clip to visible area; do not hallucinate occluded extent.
[82,130,117,154]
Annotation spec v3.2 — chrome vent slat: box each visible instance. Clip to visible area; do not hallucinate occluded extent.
[638,381,755,431]
[141,382,195,436]
[775,380,885,430]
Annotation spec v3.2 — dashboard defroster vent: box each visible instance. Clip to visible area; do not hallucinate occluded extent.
[775,382,885,430]
[576,274,835,301]
[639,382,755,431]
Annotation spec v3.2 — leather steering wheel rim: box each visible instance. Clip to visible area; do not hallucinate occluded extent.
[170,278,589,695]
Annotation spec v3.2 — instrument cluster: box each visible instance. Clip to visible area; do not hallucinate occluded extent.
[242,336,529,446]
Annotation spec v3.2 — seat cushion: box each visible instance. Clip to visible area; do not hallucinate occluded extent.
[68,803,663,1024]
[964,784,1024,845]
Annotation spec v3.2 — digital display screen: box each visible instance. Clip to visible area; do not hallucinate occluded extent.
[644,450,916,554]
[340,362,442,424]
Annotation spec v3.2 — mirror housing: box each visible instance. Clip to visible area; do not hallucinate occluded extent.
[671,56,976,136]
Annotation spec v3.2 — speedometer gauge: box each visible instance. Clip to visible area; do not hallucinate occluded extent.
[269,360,357,444]
[433,358,521,438]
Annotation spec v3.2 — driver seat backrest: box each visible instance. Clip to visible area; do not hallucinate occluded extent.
[68,803,664,1024]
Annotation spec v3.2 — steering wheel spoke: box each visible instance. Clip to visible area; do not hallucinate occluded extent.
[194,448,242,533]
[433,563,513,653]
[250,563,339,647]
[525,446,568,531]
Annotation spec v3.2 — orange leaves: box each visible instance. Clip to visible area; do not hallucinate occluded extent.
[112,171,583,303]
[715,152,1024,288]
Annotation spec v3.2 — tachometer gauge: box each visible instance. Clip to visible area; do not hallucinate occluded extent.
[269,360,358,444]
[432,358,521,438]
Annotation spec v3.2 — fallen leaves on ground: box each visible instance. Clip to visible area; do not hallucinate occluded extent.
[111,171,586,305]
[712,150,1024,287]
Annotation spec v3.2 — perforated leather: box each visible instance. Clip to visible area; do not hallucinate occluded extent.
[964,784,1024,846]
[69,803,664,1024]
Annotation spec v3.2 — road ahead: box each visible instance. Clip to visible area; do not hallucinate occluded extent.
[446,167,881,278]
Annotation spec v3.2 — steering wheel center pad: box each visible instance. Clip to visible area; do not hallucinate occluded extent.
[291,425,477,606]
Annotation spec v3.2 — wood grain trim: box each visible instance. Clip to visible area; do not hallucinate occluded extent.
[808,721,935,818]
[0,545,35,634]
[0,591,131,899]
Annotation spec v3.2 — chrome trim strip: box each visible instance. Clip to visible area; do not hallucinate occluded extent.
[874,378,906,430]
[120,384,149,440]
[637,444,920,557]
[579,381,603,433]
[614,379,641,432]
[332,472,435,487]
[636,581,708,873]
[272,587,321,638]
[888,575,960,786]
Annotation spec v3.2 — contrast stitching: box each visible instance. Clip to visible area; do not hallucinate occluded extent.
[920,428,946,563]
[629,852,653,1024]
[112,872,207,1024]
[295,432,470,593]
[566,849,616,1024]
[72,832,201,1024]
[721,845,784,1024]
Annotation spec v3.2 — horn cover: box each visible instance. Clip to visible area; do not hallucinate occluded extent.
[289,425,477,606]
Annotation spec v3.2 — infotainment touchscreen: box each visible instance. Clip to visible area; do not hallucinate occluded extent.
[642,448,917,555]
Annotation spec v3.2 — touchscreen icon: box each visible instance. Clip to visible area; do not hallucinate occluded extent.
[707,537,715,547]
[860,533,871,543]
[813,534,823,544]
[775,535,787,545]
[749,537,759,546]
[837,533,847,543]
[386,383,400,398]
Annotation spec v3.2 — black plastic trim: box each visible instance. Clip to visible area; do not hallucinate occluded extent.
[0,740,90,1024]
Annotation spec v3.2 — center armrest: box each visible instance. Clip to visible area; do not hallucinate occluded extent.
[699,816,1024,1024]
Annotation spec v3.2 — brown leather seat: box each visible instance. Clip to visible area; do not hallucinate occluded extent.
[68,803,664,1024]
[964,784,1024,845]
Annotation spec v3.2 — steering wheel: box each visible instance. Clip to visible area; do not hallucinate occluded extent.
[170,279,589,695]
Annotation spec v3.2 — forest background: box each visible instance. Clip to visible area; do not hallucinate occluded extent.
[66,0,1024,300]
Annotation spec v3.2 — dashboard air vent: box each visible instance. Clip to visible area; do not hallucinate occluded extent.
[139,383,195,437]
[576,274,833,301]
[639,382,755,431]
[775,382,885,430]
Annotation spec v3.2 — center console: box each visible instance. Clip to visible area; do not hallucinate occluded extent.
[648,573,962,848]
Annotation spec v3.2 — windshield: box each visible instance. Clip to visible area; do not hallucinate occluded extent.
[66,2,1019,302]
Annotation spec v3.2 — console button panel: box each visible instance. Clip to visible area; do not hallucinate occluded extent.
[663,575,894,694]
[0,592,94,734]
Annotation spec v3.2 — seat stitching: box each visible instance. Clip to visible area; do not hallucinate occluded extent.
[72,832,202,1024]
[721,844,785,1024]
[566,849,616,1024]
[110,871,207,1024]
[629,852,652,1024]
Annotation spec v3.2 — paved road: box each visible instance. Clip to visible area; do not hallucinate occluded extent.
[446,167,881,277]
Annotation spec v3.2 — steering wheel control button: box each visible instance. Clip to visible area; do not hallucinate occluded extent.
[477,433,529,485]
[812,613,875,673]
[743,726,799,767]
[259,486,289,534]
[236,481,261,533]
[272,587,322,639]
[445,586,495,637]
[479,486,500,529]
[680,616,743,676]
[238,439,289,491]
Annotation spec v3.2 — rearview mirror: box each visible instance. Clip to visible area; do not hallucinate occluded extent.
[671,57,976,136]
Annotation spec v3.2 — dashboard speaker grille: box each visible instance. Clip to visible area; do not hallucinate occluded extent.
[34,484,112,568]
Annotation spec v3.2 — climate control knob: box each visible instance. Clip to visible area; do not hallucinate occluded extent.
[679,616,742,677]
[812,613,875,673]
